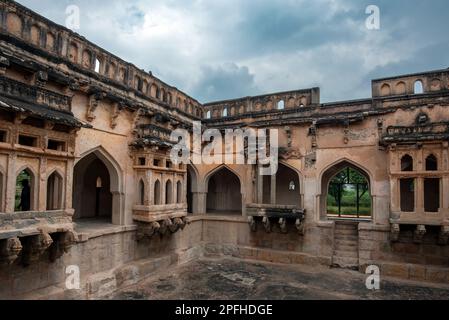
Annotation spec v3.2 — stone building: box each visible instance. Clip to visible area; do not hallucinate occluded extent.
[0,0,448,299]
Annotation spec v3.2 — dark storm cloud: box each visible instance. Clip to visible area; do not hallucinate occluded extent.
[16,0,449,103]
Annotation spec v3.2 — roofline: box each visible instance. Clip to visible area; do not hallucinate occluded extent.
[10,0,201,105]
[372,67,449,82]
[204,87,320,106]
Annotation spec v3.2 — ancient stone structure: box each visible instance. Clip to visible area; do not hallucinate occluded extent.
[0,1,448,299]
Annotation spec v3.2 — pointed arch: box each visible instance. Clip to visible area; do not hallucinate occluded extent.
[47,170,64,210]
[176,180,183,204]
[73,146,124,224]
[187,164,199,214]
[15,166,37,212]
[154,179,161,205]
[319,158,373,220]
[138,179,145,205]
[165,179,173,204]
[205,165,243,215]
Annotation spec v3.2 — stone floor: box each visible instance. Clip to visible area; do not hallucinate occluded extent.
[111,258,449,300]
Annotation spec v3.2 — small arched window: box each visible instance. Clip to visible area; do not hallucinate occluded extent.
[278,100,285,110]
[15,169,34,212]
[96,177,103,188]
[222,107,228,117]
[94,58,101,73]
[177,181,182,204]
[401,155,414,172]
[154,180,161,205]
[139,179,145,205]
[426,154,438,171]
[47,171,63,210]
[206,111,211,119]
[414,80,424,94]
[165,180,173,204]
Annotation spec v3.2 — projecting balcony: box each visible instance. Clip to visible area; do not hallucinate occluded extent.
[132,204,188,240]
[246,204,305,235]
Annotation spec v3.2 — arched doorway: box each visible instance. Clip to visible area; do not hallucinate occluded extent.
[15,168,35,212]
[260,163,301,207]
[321,161,372,220]
[187,165,199,214]
[206,167,242,215]
[73,148,122,224]
[47,171,64,210]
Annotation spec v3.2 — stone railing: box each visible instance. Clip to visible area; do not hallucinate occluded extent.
[0,75,71,112]
[0,0,203,117]
[372,68,449,98]
[204,88,320,119]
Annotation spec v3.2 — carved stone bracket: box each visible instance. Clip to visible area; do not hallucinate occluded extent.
[136,217,188,241]
[49,231,76,262]
[295,218,305,235]
[438,226,449,245]
[413,225,426,244]
[262,217,271,233]
[86,92,105,122]
[22,233,53,266]
[279,218,288,234]
[33,71,48,88]
[110,102,124,129]
[0,56,10,75]
[248,216,257,232]
[136,221,160,241]
[391,223,400,242]
[0,237,23,265]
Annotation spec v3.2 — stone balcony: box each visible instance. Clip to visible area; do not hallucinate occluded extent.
[0,210,75,266]
[132,204,188,240]
[246,204,305,234]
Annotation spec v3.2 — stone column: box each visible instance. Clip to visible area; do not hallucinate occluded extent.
[416,177,424,214]
[38,157,47,212]
[256,166,263,203]
[195,192,207,214]
[390,178,400,213]
[270,173,276,205]
[65,159,74,210]
[5,153,17,213]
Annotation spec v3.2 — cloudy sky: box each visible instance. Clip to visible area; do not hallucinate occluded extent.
[17,0,449,103]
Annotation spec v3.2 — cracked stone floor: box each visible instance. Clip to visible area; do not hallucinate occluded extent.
[111,258,449,300]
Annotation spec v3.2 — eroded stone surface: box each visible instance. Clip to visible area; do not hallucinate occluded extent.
[111,258,449,300]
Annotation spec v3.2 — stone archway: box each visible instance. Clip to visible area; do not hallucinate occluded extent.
[206,166,243,215]
[320,159,372,220]
[73,147,123,225]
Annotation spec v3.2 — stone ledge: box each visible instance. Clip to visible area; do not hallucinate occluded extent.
[74,225,137,243]
[360,261,449,284]
[203,243,331,267]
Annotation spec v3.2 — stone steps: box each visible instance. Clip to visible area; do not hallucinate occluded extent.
[332,223,359,269]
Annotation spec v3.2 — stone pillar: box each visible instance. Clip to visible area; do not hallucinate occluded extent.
[195,192,207,214]
[65,159,74,210]
[416,177,424,214]
[270,173,276,205]
[390,178,400,213]
[5,153,16,213]
[256,166,263,203]
[38,157,47,212]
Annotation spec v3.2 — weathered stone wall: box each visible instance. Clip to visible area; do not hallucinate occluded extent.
[0,220,203,299]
